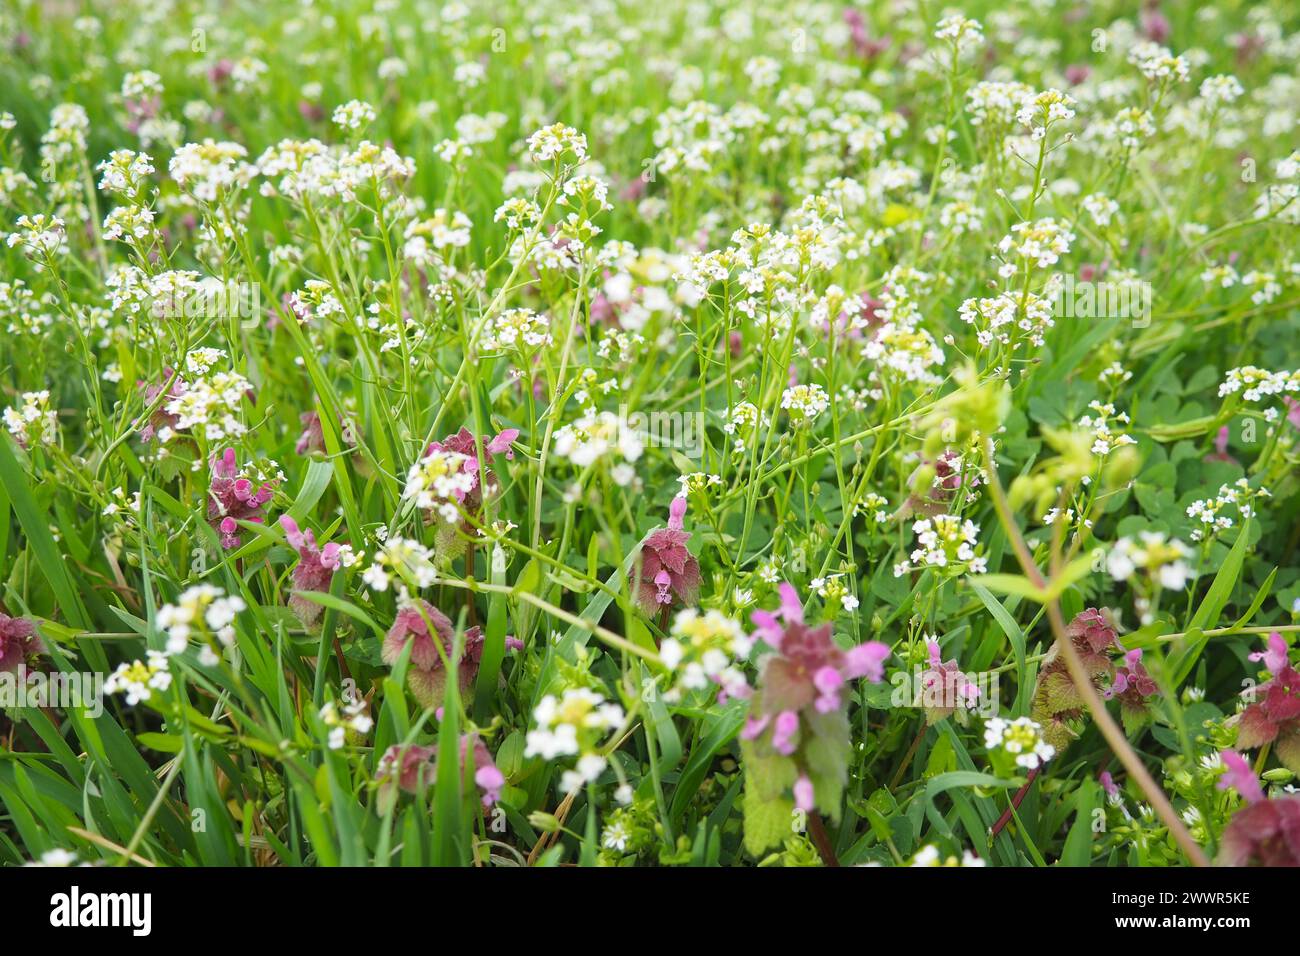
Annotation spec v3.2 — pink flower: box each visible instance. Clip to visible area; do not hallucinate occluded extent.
[136,367,185,442]
[918,640,980,723]
[747,584,889,718]
[635,496,701,615]
[1217,749,1264,805]
[1099,771,1119,800]
[375,734,504,810]
[382,600,485,709]
[1286,398,1300,432]
[1141,6,1171,43]
[426,426,518,510]
[1249,631,1291,675]
[751,582,804,649]
[771,710,800,755]
[793,775,815,812]
[1217,796,1300,866]
[1064,64,1091,85]
[295,411,325,455]
[207,448,275,549]
[1234,636,1300,772]
[1104,649,1158,702]
[0,612,43,675]
[279,516,342,625]
[1203,425,1239,465]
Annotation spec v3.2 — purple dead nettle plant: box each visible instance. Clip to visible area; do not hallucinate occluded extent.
[419,426,519,558]
[0,611,43,675]
[917,638,981,723]
[136,366,185,442]
[383,600,483,710]
[381,598,522,710]
[207,448,276,548]
[635,495,701,624]
[278,515,351,626]
[1231,631,1300,774]
[739,583,890,855]
[1215,748,1300,866]
[375,734,505,813]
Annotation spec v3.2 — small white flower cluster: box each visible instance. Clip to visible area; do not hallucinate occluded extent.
[318,698,374,750]
[7,213,67,259]
[104,651,173,706]
[723,401,770,453]
[403,447,475,523]
[1015,89,1076,140]
[854,491,891,522]
[958,291,1054,350]
[1218,366,1299,410]
[163,351,252,444]
[553,410,643,481]
[1127,41,1191,85]
[984,716,1055,770]
[524,687,625,794]
[1186,479,1269,543]
[1199,74,1245,108]
[169,140,253,202]
[96,149,155,197]
[780,383,829,425]
[933,14,984,54]
[3,389,58,449]
[996,218,1074,272]
[482,307,552,351]
[526,123,588,166]
[331,99,377,131]
[156,585,247,664]
[677,472,722,496]
[862,321,946,386]
[658,609,753,703]
[966,80,1034,130]
[1076,401,1139,459]
[361,537,438,596]
[909,844,986,867]
[1106,532,1194,591]
[1082,193,1120,227]
[403,209,472,262]
[810,573,860,613]
[895,514,987,577]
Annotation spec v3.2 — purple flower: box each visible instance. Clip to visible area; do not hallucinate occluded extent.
[751,581,804,649]
[426,426,519,511]
[793,775,815,812]
[295,411,325,455]
[279,516,342,625]
[375,734,504,810]
[382,600,485,709]
[136,367,185,442]
[1104,649,1158,702]
[0,612,43,675]
[1099,771,1119,800]
[1285,398,1300,432]
[748,587,889,719]
[635,496,701,616]
[918,640,980,724]
[1217,749,1264,805]
[1218,796,1300,866]
[1249,631,1291,675]
[1203,425,1239,465]
[1234,635,1300,773]
[207,448,275,549]
[740,583,889,826]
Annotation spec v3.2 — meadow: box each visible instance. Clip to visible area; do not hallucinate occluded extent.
[1,0,1299,868]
